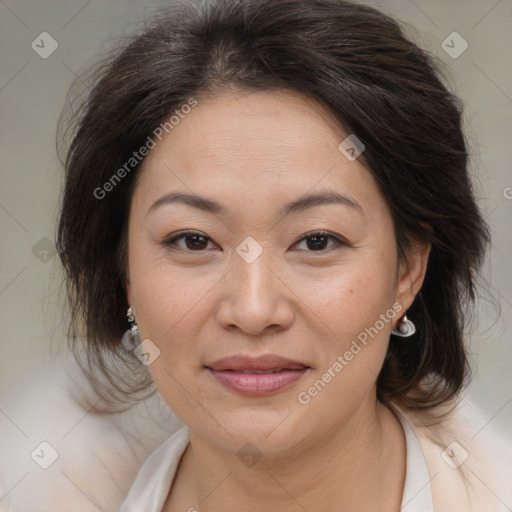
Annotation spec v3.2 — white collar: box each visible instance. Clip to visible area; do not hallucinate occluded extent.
[397,412,435,511]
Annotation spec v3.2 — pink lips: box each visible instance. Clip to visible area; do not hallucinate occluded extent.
[206,354,310,396]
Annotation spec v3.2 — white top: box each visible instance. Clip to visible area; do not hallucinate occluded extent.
[119,413,433,512]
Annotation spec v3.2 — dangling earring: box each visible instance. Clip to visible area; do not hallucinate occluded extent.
[121,305,141,350]
[126,306,138,334]
[391,312,416,337]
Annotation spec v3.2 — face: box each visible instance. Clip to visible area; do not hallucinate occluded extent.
[125,88,428,457]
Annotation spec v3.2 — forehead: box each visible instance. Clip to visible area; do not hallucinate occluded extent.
[156,88,345,164]
[133,88,384,217]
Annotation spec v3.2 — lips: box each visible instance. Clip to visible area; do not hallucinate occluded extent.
[231,369,287,374]
[206,354,309,372]
[205,354,310,396]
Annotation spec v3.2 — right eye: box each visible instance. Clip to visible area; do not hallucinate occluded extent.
[162,230,218,252]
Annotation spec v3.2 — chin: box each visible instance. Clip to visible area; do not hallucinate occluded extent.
[194,409,311,457]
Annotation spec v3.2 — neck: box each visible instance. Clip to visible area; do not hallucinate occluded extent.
[179,397,406,512]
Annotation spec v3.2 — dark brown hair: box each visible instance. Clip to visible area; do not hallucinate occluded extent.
[57,0,490,411]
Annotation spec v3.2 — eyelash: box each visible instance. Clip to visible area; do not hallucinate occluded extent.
[162,230,347,253]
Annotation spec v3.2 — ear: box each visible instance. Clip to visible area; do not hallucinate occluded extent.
[395,237,431,313]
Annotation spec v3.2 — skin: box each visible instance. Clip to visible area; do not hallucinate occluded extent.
[125,87,431,512]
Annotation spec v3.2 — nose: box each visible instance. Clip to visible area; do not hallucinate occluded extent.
[216,248,295,336]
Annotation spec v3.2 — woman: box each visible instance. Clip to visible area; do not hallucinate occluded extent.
[56,0,511,510]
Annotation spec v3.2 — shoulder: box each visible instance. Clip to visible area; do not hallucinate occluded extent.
[396,396,512,512]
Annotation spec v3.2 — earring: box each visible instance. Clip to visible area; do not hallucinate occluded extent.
[122,305,141,350]
[126,306,138,334]
[391,312,416,337]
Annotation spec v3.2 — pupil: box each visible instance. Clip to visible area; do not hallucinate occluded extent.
[307,235,327,250]
[186,235,207,250]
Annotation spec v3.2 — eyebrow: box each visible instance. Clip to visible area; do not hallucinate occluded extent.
[147,190,363,217]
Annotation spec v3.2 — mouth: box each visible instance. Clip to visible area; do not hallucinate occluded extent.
[205,354,310,395]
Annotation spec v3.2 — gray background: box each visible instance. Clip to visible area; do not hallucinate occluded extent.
[0,0,511,506]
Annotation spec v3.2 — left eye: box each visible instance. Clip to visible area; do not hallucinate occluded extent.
[292,231,344,252]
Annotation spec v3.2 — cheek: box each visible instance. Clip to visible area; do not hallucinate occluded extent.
[126,241,210,373]
[128,235,217,336]
[129,261,215,423]
[294,251,397,404]
[297,249,397,343]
